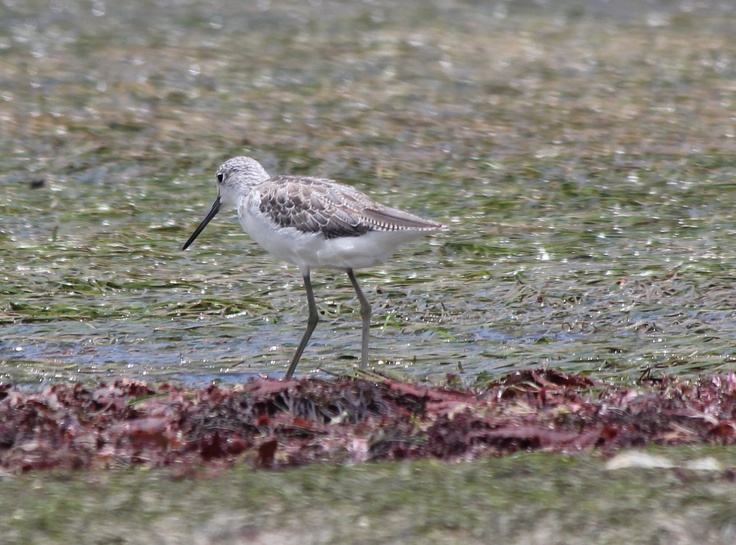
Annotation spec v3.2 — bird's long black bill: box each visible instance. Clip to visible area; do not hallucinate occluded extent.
[182,195,222,250]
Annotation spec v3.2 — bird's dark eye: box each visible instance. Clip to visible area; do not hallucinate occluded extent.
[216,173,224,183]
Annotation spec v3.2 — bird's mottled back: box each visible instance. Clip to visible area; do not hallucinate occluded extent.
[256,176,443,239]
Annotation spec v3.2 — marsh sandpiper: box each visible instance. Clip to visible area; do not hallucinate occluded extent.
[183,156,444,378]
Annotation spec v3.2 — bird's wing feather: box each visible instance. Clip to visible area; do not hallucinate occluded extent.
[361,206,444,230]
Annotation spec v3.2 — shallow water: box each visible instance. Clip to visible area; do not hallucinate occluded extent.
[2,0,736,386]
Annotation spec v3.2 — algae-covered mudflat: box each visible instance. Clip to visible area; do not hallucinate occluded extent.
[2,0,736,543]
[2,0,736,385]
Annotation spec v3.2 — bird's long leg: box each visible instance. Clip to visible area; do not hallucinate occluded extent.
[285,273,319,378]
[346,268,371,369]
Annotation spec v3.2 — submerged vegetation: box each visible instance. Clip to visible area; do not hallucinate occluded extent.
[2,0,736,385]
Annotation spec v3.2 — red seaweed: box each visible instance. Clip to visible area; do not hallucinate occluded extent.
[1,370,735,472]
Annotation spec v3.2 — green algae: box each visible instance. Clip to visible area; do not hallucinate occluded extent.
[2,0,736,386]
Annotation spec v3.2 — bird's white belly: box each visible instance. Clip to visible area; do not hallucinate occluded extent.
[238,208,426,273]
